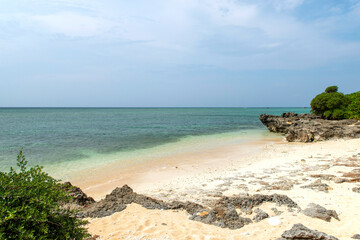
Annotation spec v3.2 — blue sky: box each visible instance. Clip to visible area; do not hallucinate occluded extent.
[0,0,359,107]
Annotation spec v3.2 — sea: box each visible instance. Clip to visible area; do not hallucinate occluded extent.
[0,108,310,179]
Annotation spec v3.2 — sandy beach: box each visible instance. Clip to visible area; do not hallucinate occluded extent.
[84,137,360,240]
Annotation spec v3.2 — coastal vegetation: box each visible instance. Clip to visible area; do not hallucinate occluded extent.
[310,86,360,120]
[0,150,89,240]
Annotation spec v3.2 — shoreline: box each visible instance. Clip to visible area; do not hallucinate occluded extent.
[84,137,360,239]
[69,131,282,200]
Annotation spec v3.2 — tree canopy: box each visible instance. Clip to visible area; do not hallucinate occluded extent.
[310,86,360,120]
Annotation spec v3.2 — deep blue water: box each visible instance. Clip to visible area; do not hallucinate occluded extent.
[0,108,310,172]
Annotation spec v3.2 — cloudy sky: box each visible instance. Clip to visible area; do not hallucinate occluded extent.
[0,0,359,107]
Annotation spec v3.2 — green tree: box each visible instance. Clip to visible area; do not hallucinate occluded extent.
[325,86,338,93]
[310,88,347,119]
[0,149,89,240]
[346,91,360,120]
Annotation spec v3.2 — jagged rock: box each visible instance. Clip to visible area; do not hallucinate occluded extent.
[301,179,329,193]
[277,223,339,240]
[352,234,360,239]
[252,208,269,222]
[77,185,299,230]
[302,203,339,222]
[259,113,360,142]
[352,187,360,193]
[62,182,95,206]
[217,193,299,214]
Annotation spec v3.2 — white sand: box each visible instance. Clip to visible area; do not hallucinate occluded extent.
[86,138,360,240]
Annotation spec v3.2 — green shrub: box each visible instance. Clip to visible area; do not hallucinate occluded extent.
[310,87,360,120]
[0,149,90,240]
[310,91,347,119]
[346,92,360,120]
[325,86,338,93]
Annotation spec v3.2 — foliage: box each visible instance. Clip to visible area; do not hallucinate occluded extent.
[310,87,360,120]
[346,92,360,120]
[325,86,338,93]
[0,149,89,240]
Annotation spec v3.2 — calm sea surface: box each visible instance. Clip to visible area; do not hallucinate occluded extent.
[0,108,309,176]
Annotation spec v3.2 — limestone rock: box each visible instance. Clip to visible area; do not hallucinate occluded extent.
[259,113,360,142]
[302,203,339,222]
[278,223,339,240]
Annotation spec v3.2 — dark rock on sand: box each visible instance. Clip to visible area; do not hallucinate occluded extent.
[301,179,329,193]
[217,193,299,214]
[80,185,170,218]
[302,203,339,222]
[62,182,95,206]
[252,208,269,222]
[352,187,360,193]
[77,185,299,230]
[259,113,360,142]
[277,223,339,240]
[352,234,360,239]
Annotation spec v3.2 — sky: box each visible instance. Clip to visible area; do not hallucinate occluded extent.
[0,0,360,107]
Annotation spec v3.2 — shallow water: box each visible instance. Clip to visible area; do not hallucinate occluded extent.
[0,107,309,177]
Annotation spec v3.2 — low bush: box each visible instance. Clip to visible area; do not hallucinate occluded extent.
[0,149,89,240]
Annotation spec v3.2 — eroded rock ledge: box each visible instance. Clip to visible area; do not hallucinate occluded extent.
[259,112,360,142]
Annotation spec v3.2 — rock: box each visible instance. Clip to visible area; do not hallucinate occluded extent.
[267,217,282,226]
[62,182,95,206]
[302,203,339,222]
[262,180,294,191]
[252,208,269,222]
[334,177,347,184]
[352,234,360,239]
[271,207,283,216]
[77,185,299,230]
[217,193,299,214]
[353,187,360,193]
[301,179,329,193]
[259,113,360,142]
[310,174,336,181]
[278,223,339,240]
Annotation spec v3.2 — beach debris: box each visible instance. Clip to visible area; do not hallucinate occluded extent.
[277,223,339,240]
[352,187,360,193]
[302,203,339,222]
[252,208,269,222]
[267,217,282,226]
[301,179,329,193]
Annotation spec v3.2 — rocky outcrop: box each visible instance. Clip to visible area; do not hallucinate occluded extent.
[75,185,299,230]
[277,223,339,240]
[259,112,360,142]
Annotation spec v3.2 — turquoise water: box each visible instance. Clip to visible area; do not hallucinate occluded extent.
[0,108,310,176]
